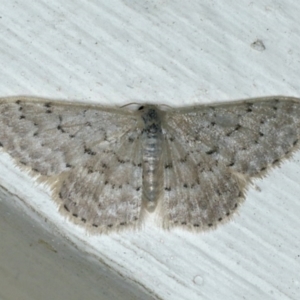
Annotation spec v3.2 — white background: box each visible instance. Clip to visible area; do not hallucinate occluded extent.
[0,1,299,299]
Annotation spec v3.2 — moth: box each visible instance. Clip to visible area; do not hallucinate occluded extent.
[0,96,299,233]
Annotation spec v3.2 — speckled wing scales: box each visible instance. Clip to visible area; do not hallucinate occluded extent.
[160,97,300,230]
[57,129,144,232]
[160,126,245,231]
[0,97,144,232]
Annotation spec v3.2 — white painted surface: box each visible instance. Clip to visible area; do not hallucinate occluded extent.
[0,1,299,299]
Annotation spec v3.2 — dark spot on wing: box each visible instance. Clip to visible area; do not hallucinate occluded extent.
[84,147,96,156]
[206,149,216,155]
[165,163,173,169]
[246,104,253,112]
[235,124,241,131]
[57,125,65,133]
